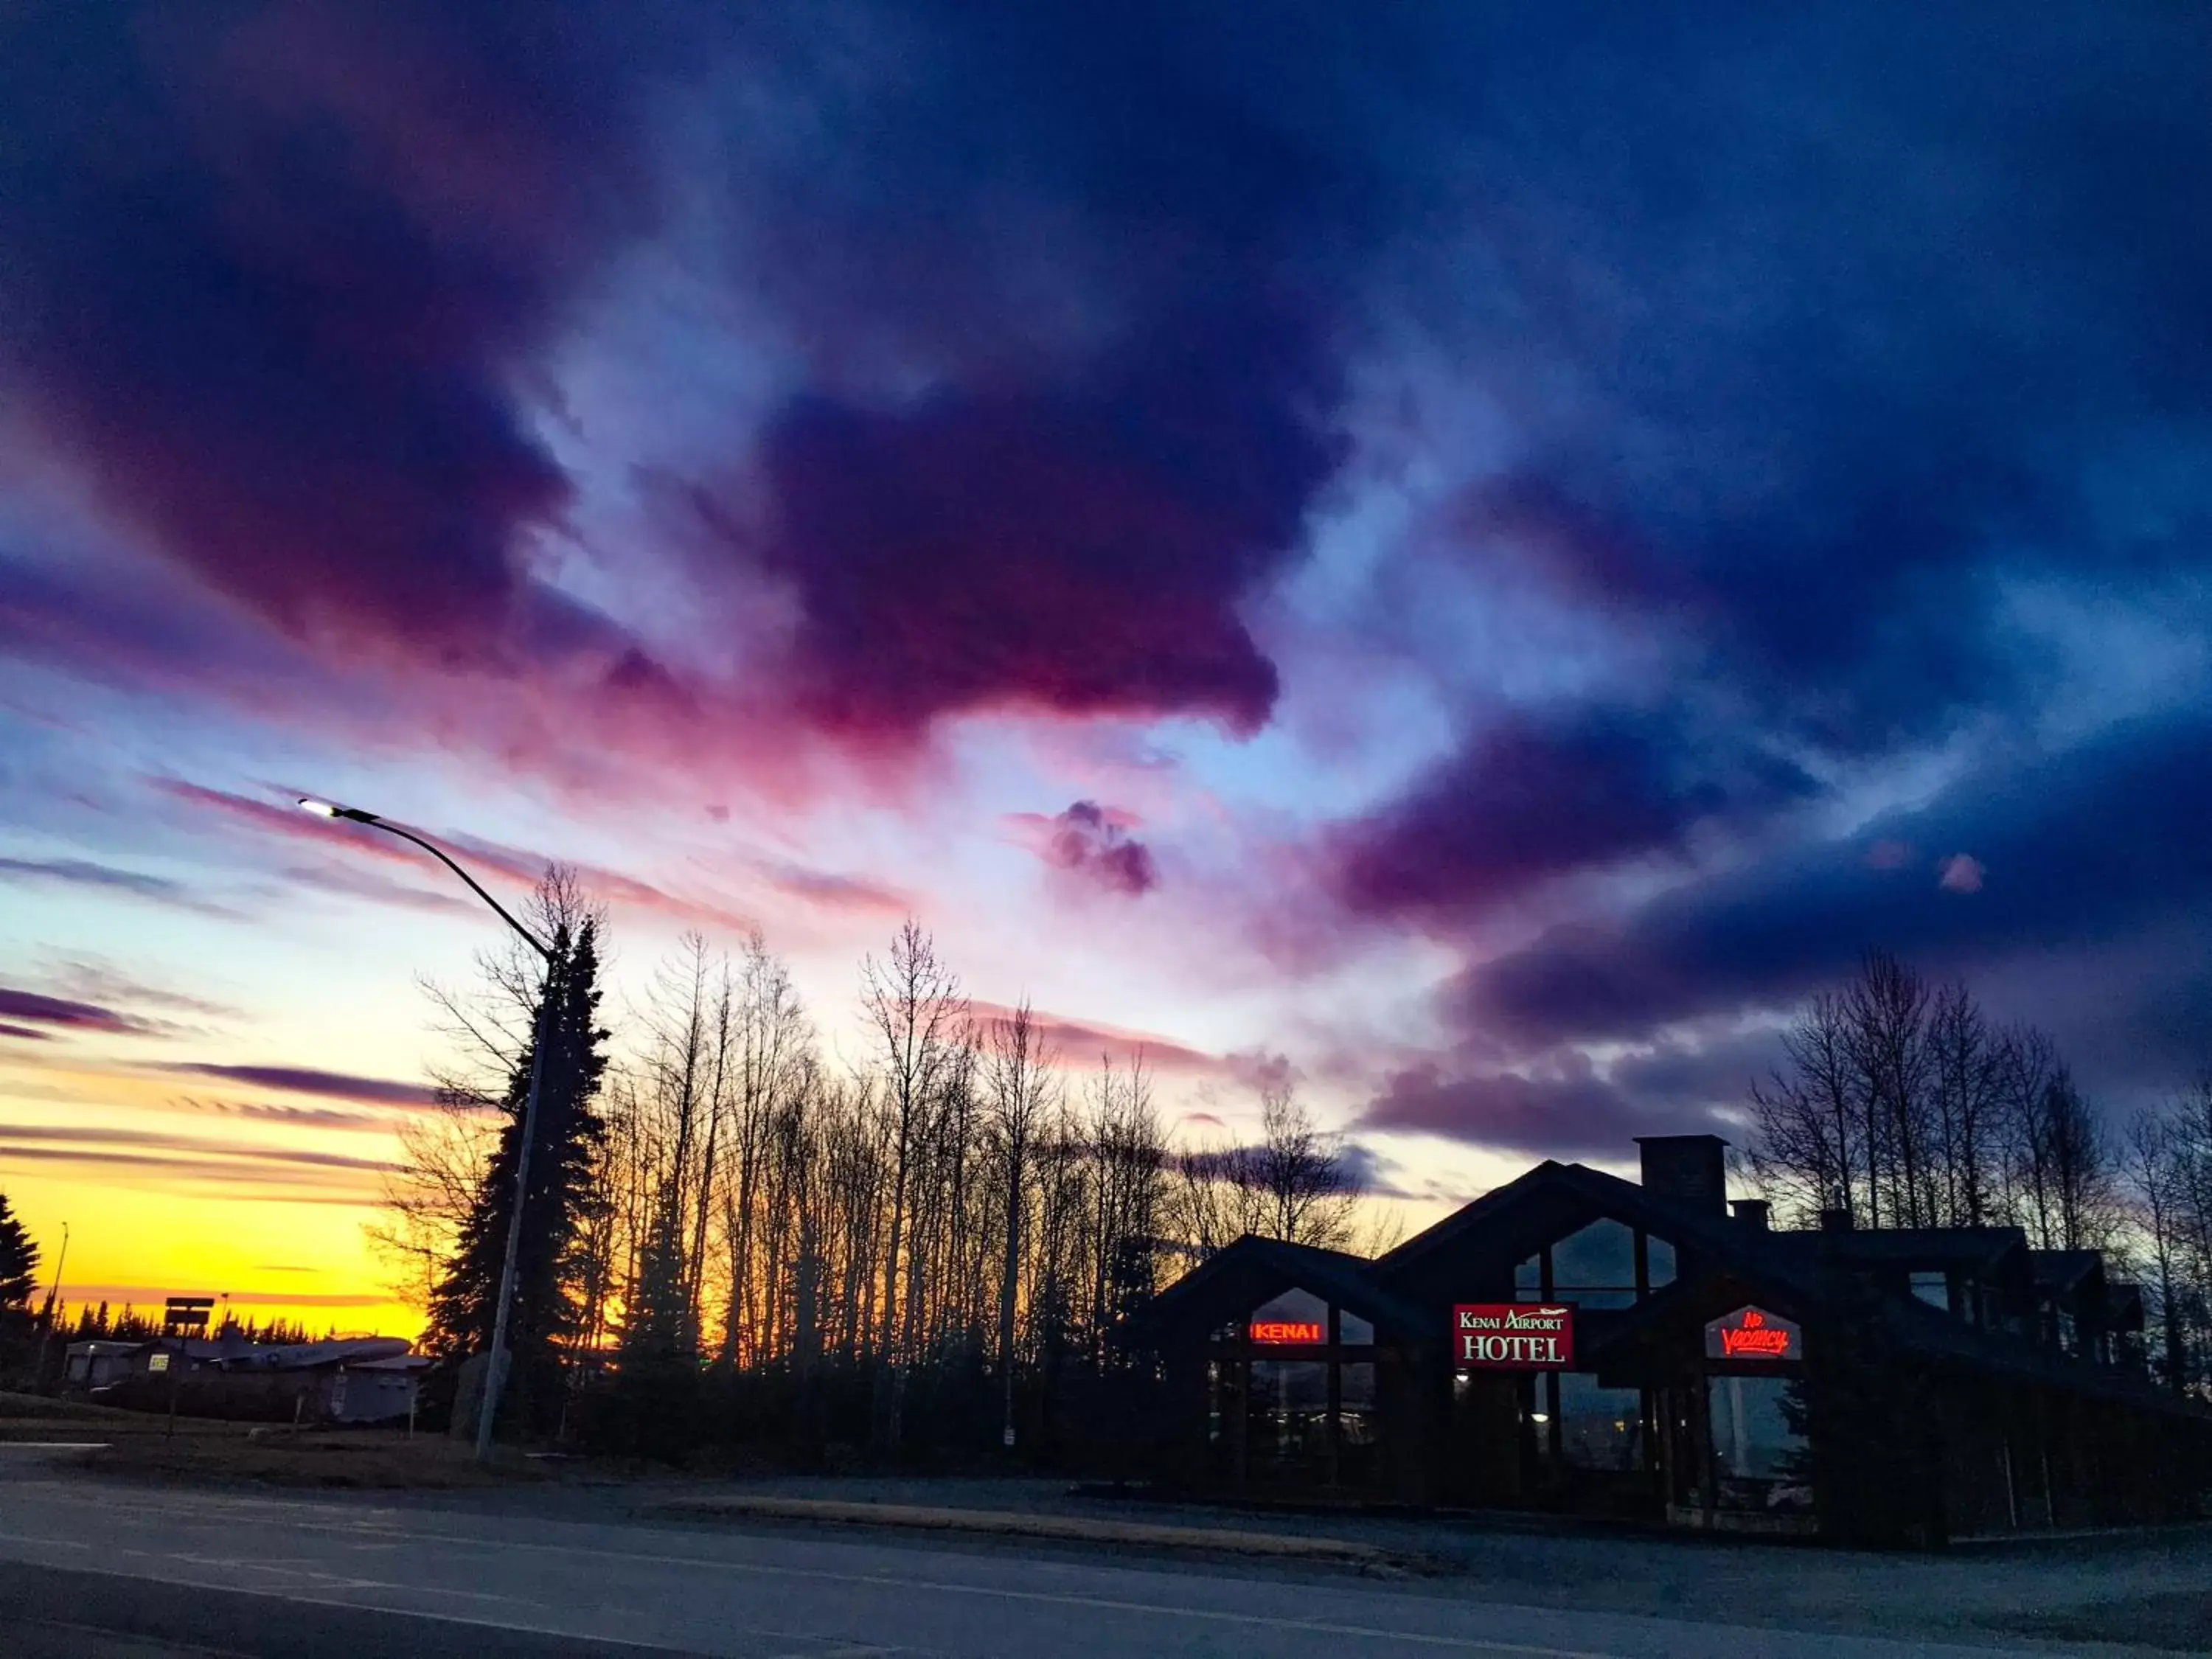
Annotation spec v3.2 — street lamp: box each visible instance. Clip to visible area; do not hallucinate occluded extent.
[299,796,552,1463]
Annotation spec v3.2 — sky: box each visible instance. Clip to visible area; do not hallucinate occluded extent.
[2,3,2210,1338]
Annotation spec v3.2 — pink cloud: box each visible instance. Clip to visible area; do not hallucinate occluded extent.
[966,998,1222,1074]
[1939,852,1986,894]
[752,860,910,916]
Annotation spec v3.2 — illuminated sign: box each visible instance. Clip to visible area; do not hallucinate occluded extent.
[1248,1320,1325,1344]
[1453,1304,1573,1368]
[1704,1304,1801,1361]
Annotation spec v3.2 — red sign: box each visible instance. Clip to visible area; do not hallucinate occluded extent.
[1453,1304,1573,1369]
[1704,1304,1801,1360]
[1248,1320,1324,1344]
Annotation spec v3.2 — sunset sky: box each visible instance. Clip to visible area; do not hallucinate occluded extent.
[3,4,2209,1338]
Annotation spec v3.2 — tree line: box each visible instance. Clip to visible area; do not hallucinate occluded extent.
[48,1307,328,1346]
[372,874,1364,1456]
[1747,947,2212,1397]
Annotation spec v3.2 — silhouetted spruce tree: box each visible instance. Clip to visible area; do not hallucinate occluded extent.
[0,1192,38,1366]
[611,1189,702,1459]
[0,1193,36,1311]
[427,914,611,1436]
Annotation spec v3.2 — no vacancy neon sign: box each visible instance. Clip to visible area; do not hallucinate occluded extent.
[1704,1304,1801,1360]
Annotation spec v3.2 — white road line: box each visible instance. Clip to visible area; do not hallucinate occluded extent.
[1,1512,1622,1658]
[10,1615,248,1659]
[0,1559,694,1652]
[0,1553,893,1657]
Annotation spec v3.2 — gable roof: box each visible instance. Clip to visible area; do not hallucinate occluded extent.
[1126,1234,1428,1342]
[1374,1158,1754,1281]
[2030,1249,2104,1293]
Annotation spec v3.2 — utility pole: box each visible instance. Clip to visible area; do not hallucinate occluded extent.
[33,1221,68,1389]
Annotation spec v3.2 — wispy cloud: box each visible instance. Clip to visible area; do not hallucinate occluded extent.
[150,1062,437,1107]
[178,1095,389,1131]
[754,860,910,916]
[0,1144,386,1205]
[0,1121,400,1173]
[275,860,480,918]
[0,984,154,1036]
[37,957,243,1023]
[0,855,239,918]
[156,778,760,933]
[965,998,1220,1074]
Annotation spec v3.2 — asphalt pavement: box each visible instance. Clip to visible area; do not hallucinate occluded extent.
[0,1474,2129,1659]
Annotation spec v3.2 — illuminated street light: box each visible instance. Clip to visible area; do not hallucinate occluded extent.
[296,796,552,1463]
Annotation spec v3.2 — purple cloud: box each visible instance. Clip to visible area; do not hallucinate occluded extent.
[154,1062,438,1108]
[0,985,150,1036]
[1037,801,1159,897]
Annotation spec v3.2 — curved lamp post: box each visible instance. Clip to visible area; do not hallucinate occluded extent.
[299,797,552,1463]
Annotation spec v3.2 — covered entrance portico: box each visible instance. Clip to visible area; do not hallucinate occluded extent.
[1141,1235,1430,1500]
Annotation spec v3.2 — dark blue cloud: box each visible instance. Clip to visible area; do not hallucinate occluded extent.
[727,300,1342,738]
[0,1,704,662]
[1329,3,2212,920]
[1333,705,1818,926]
[689,3,1402,737]
[1465,713,2212,1053]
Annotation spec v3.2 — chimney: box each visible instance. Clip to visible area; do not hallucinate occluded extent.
[1634,1134,1729,1214]
[1731,1199,1771,1231]
[1819,1206,1856,1233]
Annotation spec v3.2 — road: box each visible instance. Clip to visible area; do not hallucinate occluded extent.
[0,1476,2084,1658]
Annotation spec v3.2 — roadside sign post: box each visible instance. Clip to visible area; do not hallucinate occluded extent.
[161,1297,215,1441]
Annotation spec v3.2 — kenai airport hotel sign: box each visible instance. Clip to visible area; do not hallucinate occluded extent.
[1453,1303,1574,1368]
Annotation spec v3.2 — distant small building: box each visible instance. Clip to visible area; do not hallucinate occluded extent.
[63,1340,147,1391]
[63,1334,428,1424]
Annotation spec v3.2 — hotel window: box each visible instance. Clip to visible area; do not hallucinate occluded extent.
[1909,1270,1950,1312]
[1549,1218,1638,1310]
[1339,1361,1379,1461]
[1247,1358,1331,1479]
[1248,1287,1327,1340]
[1520,1221,1674,1307]
[1513,1251,1544,1299]
[1554,1371,1644,1472]
[1708,1374,1810,1510]
[1338,1308,1375,1345]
